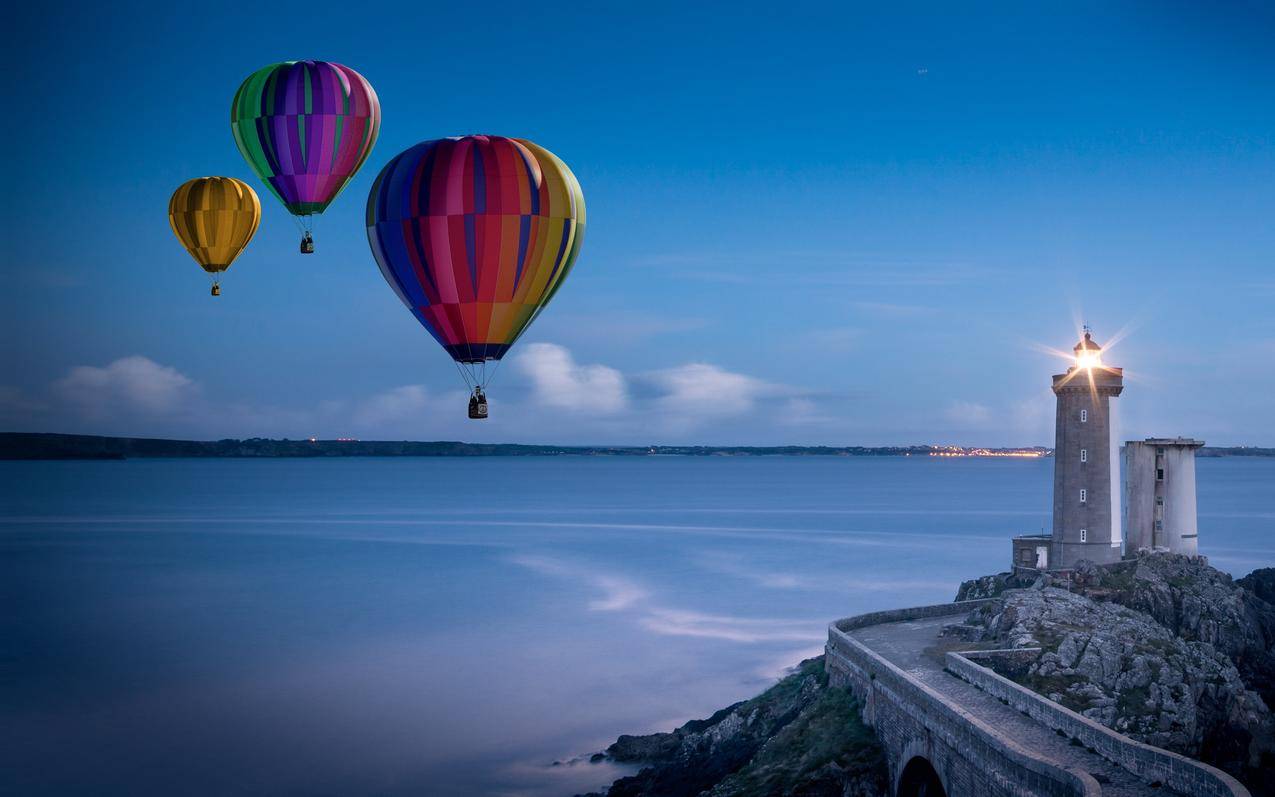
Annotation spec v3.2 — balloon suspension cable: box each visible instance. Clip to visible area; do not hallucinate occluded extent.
[452,360,476,392]
[461,339,476,379]
[479,357,504,390]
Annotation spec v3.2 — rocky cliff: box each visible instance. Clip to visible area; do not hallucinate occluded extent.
[580,657,888,797]
[1237,567,1275,606]
[956,553,1275,794]
[584,554,1272,797]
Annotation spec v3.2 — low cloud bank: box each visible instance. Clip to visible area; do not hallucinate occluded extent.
[515,343,628,414]
[2,343,851,443]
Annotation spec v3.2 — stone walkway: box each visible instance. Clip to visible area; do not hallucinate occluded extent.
[848,616,1185,797]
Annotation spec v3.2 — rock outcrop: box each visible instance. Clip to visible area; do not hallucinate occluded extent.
[958,555,1275,795]
[581,657,888,797]
[1068,554,1275,717]
[954,570,1044,600]
[1237,568,1275,606]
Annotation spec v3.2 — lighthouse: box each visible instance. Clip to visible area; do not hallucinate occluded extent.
[1049,328,1124,569]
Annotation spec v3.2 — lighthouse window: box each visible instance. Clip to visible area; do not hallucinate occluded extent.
[1080,529,1087,542]
[1080,409,1088,422]
[1080,448,1087,463]
[1080,489,1087,503]
[1156,468,1164,481]
[1155,520,1163,531]
[1156,497,1164,507]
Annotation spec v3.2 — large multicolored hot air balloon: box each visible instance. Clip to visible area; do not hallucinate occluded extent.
[366,136,586,419]
[168,177,261,296]
[231,60,380,253]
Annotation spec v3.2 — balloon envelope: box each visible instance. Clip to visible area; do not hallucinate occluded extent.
[168,177,261,273]
[366,136,586,367]
[231,61,380,217]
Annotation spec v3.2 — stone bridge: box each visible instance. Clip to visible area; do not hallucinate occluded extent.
[825,599,1250,797]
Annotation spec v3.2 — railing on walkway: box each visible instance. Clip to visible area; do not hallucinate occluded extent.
[947,649,1250,797]
[828,601,1102,797]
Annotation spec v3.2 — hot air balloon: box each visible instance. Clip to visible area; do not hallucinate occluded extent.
[366,136,586,419]
[231,60,380,253]
[168,177,261,296]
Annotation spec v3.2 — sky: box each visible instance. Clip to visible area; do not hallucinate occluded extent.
[2,1,1273,446]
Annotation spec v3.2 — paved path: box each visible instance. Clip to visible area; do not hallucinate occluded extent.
[848,616,1185,797]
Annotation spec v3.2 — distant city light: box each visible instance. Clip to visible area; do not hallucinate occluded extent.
[927,446,1047,458]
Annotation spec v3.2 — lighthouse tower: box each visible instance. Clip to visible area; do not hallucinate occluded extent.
[1050,328,1124,569]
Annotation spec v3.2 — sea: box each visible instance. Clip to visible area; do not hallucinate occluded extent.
[2,456,1272,797]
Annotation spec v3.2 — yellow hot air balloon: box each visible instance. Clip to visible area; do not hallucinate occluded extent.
[168,177,261,296]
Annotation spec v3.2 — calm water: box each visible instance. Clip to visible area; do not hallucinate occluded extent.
[2,456,1272,796]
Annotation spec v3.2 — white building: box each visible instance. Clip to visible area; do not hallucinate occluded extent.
[1123,438,1204,556]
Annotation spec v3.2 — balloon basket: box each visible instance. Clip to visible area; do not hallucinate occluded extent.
[468,391,489,420]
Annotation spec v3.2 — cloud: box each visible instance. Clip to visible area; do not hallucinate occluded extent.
[647,363,784,418]
[515,343,628,414]
[352,385,431,429]
[53,356,195,415]
[779,397,838,427]
[22,346,805,444]
[33,357,446,440]
[1010,393,1054,439]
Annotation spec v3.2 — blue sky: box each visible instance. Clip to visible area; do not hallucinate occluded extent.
[3,2,1273,445]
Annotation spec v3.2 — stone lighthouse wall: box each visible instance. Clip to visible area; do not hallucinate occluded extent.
[1051,369,1123,569]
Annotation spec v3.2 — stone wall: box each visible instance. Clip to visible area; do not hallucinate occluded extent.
[831,599,996,634]
[946,650,1249,797]
[1051,366,1123,568]
[1013,534,1051,571]
[827,601,1101,797]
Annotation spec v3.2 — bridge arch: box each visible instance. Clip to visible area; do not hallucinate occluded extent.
[897,755,946,797]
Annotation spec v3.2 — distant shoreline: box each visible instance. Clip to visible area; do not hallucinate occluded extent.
[2,433,1271,461]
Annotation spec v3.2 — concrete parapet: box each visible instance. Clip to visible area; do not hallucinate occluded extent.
[831,598,997,633]
[827,602,1101,797]
[946,650,1250,797]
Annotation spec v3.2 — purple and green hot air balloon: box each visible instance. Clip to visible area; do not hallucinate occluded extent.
[231,60,380,253]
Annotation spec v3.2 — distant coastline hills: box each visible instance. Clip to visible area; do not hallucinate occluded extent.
[1,433,1271,460]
